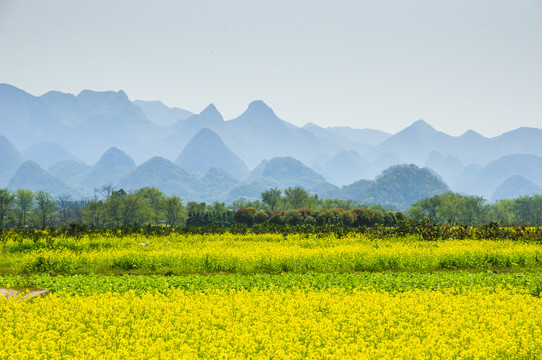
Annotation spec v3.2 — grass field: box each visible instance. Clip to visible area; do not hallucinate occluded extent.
[1,232,542,359]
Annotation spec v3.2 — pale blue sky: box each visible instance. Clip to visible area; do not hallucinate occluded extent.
[1,0,540,136]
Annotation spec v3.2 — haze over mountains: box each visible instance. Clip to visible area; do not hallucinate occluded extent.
[1,83,541,209]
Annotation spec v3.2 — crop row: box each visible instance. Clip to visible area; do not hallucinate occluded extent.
[3,272,542,296]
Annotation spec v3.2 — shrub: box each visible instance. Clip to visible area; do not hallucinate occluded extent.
[233,208,256,227]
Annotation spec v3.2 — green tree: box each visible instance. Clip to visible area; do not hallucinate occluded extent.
[14,189,33,227]
[122,193,151,226]
[489,199,517,225]
[410,192,487,225]
[134,187,165,225]
[103,190,125,227]
[187,202,206,214]
[0,188,14,228]
[417,196,441,220]
[458,195,485,225]
[209,201,228,213]
[283,187,310,210]
[162,195,185,227]
[56,193,72,224]
[515,195,542,225]
[320,198,358,210]
[437,193,463,224]
[261,188,282,210]
[35,191,58,227]
[82,199,105,226]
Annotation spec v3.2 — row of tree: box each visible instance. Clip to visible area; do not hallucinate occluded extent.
[0,189,58,228]
[1,186,542,228]
[232,187,360,211]
[233,207,403,227]
[0,187,187,228]
[409,192,542,225]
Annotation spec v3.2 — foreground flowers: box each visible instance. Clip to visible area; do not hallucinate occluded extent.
[1,287,541,359]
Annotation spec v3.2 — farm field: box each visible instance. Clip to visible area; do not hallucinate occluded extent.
[1,231,542,359]
[2,232,542,275]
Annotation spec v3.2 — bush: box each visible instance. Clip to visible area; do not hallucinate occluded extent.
[233,208,256,227]
[316,209,355,226]
[283,210,304,226]
[254,211,271,224]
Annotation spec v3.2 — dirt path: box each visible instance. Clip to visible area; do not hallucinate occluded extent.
[0,288,50,300]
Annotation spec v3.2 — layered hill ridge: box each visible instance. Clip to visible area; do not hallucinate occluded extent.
[48,160,92,194]
[8,161,79,197]
[118,157,198,200]
[218,100,324,167]
[133,100,193,126]
[0,136,25,186]
[455,154,542,199]
[261,157,327,189]
[491,175,542,202]
[22,142,78,168]
[82,147,136,189]
[1,83,542,206]
[175,128,248,179]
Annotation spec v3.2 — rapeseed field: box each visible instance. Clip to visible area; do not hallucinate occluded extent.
[1,232,542,359]
[2,287,541,359]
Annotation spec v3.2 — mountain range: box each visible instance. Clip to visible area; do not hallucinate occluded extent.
[1,83,541,208]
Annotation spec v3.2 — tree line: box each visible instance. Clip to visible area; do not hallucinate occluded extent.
[1,186,542,229]
[0,187,186,228]
[0,186,398,228]
[409,192,542,226]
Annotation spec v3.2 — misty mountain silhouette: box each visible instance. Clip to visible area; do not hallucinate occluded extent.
[8,161,79,197]
[175,128,249,179]
[0,135,25,186]
[1,83,541,204]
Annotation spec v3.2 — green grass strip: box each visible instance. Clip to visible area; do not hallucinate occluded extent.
[2,271,542,296]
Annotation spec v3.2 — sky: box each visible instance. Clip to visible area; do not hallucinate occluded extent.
[0,0,541,137]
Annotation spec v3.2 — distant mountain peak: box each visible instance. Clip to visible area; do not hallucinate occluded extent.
[248,100,270,110]
[189,127,221,143]
[77,89,132,107]
[103,146,124,156]
[8,160,77,196]
[409,119,436,132]
[459,129,486,140]
[198,103,224,122]
[241,100,278,119]
[491,175,542,202]
[175,128,248,178]
[261,156,327,188]
[95,147,135,169]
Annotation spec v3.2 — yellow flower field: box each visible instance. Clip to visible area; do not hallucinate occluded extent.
[2,287,541,359]
[4,233,542,274]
